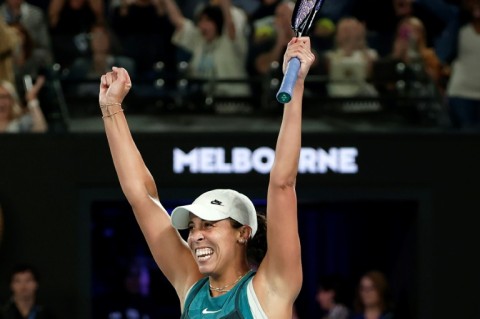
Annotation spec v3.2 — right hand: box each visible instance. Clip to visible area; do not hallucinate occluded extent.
[99,67,132,106]
[25,75,46,102]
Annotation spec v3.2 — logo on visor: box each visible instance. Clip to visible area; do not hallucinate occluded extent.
[210,199,223,206]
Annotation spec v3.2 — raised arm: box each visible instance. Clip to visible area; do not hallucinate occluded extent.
[217,0,236,40]
[161,0,186,30]
[253,37,315,317]
[48,0,64,28]
[25,76,48,133]
[99,68,200,304]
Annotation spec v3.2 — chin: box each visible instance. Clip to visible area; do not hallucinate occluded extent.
[198,261,217,276]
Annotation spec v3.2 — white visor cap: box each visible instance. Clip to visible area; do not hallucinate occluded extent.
[170,189,258,237]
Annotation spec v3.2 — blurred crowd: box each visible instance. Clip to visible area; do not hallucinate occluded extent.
[0,264,401,319]
[312,271,400,319]
[1,0,479,132]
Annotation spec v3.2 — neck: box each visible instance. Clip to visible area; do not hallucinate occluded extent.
[209,270,249,295]
[14,296,35,317]
[364,305,382,318]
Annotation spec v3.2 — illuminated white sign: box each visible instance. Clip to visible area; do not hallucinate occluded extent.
[173,147,358,174]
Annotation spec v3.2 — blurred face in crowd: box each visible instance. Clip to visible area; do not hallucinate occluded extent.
[197,14,218,42]
[6,0,23,10]
[0,85,13,122]
[90,25,110,54]
[464,0,480,19]
[359,276,380,308]
[316,288,335,310]
[11,271,38,300]
[393,0,413,17]
[335,17,366,52]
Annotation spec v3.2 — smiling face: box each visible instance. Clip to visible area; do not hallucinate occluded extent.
[187,215,241,275]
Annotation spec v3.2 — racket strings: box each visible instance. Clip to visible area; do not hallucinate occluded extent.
[293,0,317,35]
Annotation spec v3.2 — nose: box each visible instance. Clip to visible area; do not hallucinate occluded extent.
[189,228,205,242]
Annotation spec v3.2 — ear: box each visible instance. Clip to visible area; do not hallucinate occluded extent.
[238,226,251,244]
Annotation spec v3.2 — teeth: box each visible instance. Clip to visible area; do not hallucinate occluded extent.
[196,248,213,258]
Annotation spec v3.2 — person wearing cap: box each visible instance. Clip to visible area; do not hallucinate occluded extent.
[98,36,315,318]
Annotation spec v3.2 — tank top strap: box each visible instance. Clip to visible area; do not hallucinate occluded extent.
[181,276,209,319]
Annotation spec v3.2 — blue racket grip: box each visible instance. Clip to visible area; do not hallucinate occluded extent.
[276,57,301,103]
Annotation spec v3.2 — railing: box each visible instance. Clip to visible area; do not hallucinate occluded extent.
[49,61,449,131]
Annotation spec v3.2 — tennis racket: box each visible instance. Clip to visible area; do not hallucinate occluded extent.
[276,0,326,103]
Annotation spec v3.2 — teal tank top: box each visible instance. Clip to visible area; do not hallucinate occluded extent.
[181,270,256,319]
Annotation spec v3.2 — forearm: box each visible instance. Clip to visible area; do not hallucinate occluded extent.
[102,106,157,205]
[162,0,185,30]
[48,0,64,27]
[219,0,235,39]
[27,99,48,132]
[270,81,304,185]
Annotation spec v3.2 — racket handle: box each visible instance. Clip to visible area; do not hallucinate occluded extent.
[276,57,301,103]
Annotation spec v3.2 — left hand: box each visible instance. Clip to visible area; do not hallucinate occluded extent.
[282,37,316,81]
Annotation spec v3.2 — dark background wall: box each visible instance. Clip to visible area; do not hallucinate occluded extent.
[0,132,479,319]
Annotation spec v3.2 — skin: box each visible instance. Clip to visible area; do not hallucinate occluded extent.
[99,37,314,318]
[0,78,48,133]
[162,0,236,42]
[0,86,14,126]
[196,14,219,42]
[359,276,382,319]
[10,271,39,317]
[316,289,335,311]
[254,2,295,75]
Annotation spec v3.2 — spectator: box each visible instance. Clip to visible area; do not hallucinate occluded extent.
[352,0,448,57]
[0,0,53,63]
[0,16,18,83]
[316,275,350,319]
[248,0,294,77]
[64,22,136,96]
[48,0,104,68]
[162,0,251,102]
[9,23,52,100]
[0,264,56,319]
[0,77,48,133]
[371,16,447,123]
[324,17,379,99]
[393,17,444,90]
[109,0,176,82]
[352,270,395,319]
[441,0,480,130]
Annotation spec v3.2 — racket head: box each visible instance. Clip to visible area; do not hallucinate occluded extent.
[291,0,325,36]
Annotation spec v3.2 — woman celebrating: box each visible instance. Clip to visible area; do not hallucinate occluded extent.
[98,36,315,318]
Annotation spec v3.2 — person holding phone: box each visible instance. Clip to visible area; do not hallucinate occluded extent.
[0,76,48,133]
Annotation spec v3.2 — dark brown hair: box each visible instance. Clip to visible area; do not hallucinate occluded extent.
[230,213,267,268]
